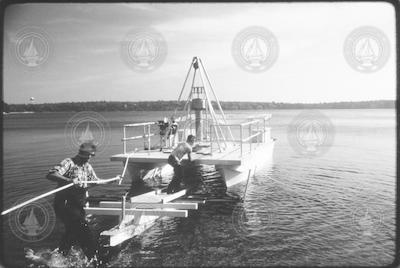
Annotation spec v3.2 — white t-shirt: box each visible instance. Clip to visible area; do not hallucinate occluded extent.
[171,142,192,160]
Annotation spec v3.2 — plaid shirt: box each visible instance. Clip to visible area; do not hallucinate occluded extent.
[50,158,98,206]
[49,158,98,184]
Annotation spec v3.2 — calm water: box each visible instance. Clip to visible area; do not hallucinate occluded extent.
[2,109,396,267]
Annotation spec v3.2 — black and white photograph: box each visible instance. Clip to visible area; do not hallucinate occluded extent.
[1,1,397,267]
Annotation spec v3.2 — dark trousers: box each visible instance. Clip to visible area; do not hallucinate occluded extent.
[54,197,98,260]
[167,155,183,192]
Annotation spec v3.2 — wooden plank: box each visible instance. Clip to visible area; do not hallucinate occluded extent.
[101,215,158,247]
[224,169,248,188]
[85,207,188,217]
[129,189,187,203]
[161,189,187,203]
[130,190,161,203]
[174,198,206,204]
[99,201,198,210]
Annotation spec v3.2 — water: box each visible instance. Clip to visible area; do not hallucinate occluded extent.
[2,109,396,267]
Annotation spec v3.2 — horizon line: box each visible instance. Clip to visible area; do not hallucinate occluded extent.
[5,99,396,105]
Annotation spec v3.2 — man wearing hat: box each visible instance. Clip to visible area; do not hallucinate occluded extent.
[46,142,114,264]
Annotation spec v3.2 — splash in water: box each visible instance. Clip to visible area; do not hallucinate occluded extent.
[25,247,96,268]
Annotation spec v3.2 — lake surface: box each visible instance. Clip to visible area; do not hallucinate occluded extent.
[2,109,396,267]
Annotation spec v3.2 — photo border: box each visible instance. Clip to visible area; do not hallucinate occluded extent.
[0,0,398,267]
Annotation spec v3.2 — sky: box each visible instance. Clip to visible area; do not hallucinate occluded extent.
[3,2,397,104]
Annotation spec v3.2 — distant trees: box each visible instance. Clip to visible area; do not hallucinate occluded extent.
[2,100,395,113]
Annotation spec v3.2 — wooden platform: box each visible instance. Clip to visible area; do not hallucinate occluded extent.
[110,143,268,166]
[84,188,202,246]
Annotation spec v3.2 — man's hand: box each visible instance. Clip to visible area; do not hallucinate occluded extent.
[72,178,84,188]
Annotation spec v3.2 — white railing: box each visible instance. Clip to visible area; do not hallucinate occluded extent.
[122,122,156,154]
[120,114,271,157]
[209,114,271,157]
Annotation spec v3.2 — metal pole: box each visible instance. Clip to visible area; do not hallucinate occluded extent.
[242,169,252,201]
[198,68,225,151]
[121,194,126,223]
[143,125,146,150]
[240,126,243,157]
[199,58,234,141]
[264,117,266,142]
[249,123,252,153]
[123,126,127,154]
[148,124,151,154]
[119,154,131,185]
[210,124,213,155]
[174,58,194,117]
[85,191,89,208]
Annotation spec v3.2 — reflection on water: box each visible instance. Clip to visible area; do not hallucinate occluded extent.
[2,109,396,267]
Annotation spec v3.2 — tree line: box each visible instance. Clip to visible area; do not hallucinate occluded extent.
[2,100,395,113]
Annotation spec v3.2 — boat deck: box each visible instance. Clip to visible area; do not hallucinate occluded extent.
[110,143,266,166]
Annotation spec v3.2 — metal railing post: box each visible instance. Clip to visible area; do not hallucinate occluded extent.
[263,117,266,142]
[142,126,145,151]
[121,194,126,223]
[123,126,127,154]
[148,124,151,154]
[240,125,243,157]
[210,124,213,155]
[249,123,252,153]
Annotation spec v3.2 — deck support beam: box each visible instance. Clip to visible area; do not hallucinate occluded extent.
[85,207,188,217]
[100,201,198,210]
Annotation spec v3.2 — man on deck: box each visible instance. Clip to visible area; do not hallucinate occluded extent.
[166,134,196,194]
[157,117,170,151]
[167,118,179,148]
[46,142,119,265]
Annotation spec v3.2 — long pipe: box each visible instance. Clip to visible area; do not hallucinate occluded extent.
[1,183,74,216]
[3,156,130,217]
[2,176,123,216]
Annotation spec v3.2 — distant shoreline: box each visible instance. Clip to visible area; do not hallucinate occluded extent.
[2,100,395,113]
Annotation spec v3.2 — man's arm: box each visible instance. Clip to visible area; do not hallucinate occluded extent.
[46,158,81,186]
[187,143,194,162]
[86,164,121,184]
[46,171,74,184]
[47,159,74,184]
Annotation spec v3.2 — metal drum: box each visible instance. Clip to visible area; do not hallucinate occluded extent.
[191,98,206,110]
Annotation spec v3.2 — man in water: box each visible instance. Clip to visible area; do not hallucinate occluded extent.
[166,135,196,194]
[46,142,119,265]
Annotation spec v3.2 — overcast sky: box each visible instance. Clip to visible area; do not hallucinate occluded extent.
[3,2,396,104]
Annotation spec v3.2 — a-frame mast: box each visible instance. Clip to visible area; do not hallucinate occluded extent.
[174,57,233,152]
